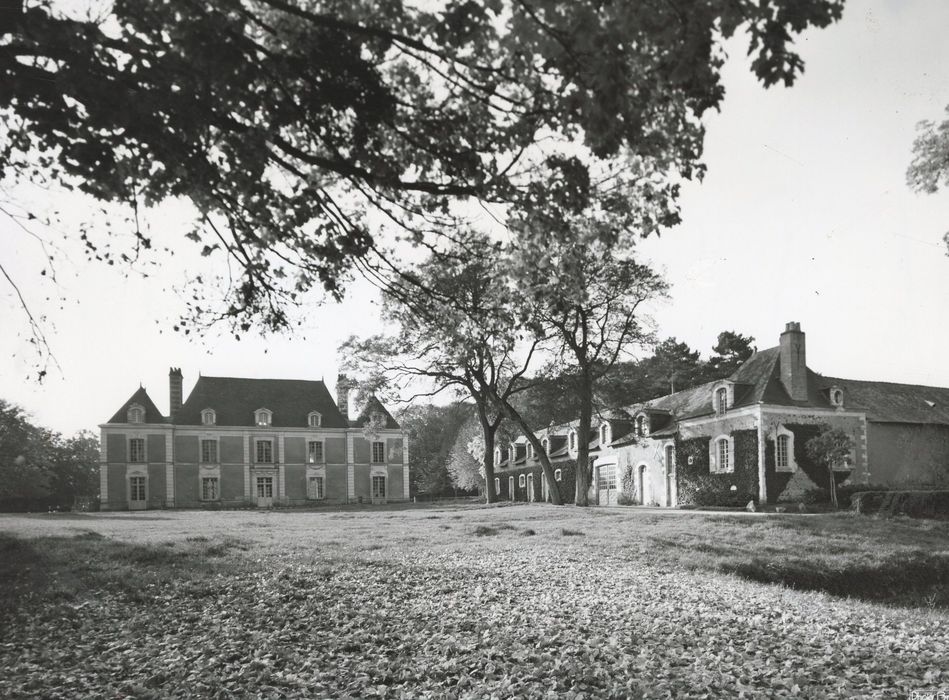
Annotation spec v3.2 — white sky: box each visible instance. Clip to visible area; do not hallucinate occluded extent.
[2,0,949,435]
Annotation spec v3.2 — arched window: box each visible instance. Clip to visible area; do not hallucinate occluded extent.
[128,405,144,424]
[716,387,728,416]
[308,411,322,427]
[665,444,675,471]
[518,474,526,487]
[569,431,577,451]
[600,423,611,445]
[636,414,648,437]
[717,438,730,472]
[201,409,216,426]
[494,477,500,494]
[776,434,790,469]
[554,468,563,482]
[494,448,501,465]
[255,409,272,426]
[540,438,548,455]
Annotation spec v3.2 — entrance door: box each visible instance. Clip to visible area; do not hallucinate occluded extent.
[129,476,147,510]
[527,474,535,502]
[637,464,649,505]
[508,476,514,501]
[256,476,274,508]
[372,475,386,502]
[664,445,676,507]
[597,464,617,506]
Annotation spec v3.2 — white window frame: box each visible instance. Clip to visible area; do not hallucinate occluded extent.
[518,474,526,487]
[636,414,649,437]
[829,387,844,408]
[255,408,272,426]
[372,474,387,499]
[129,475,147,501]
[201,476,220,501]
[255,439,273,464]
[600,423,611,446]
[371,441,386,464]
[128,437,146,463]
[569,431,577,452]
[308,411,322,428]
[494,448,501,465]
[494,477,500,494]
[128,404,145,424]
[541,438,548,455]
[665,444,675,471]
[307,440,324,464]
[554,468,562,482]
[200,438,218,464]
[201,409,216,426]
[774,426,796,472]
[709,434,735,474]
[307,475,325,500]
[716,387,728,416]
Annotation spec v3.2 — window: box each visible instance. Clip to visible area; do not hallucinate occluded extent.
[665,444,675,471]
[129,476,146,501]
[717,438,731,473]
[554,469,562,482]
[371,441,385,463]
[307,441,324,464]
[255,409,272,426]
[494,477,500,494]
[776,434,789,470]
[129,438,145,463]
[256,476,273,498]
[494,448,501,465]
[528,443,534,459]
[308,412,322,428]
[541,438,548,455]
[597,464,617,490]
[518,474,526,487]
[569,431,577,451]
[716,387,728,416]
[201,439,218,464]
[128,406,144,424]
[255,439,273,463]
[201,477,219,501]
[636,415,647,437]
[201,409,216,425]
[372,475,386,499]
[600,423,611,445]
[307,476,324,500]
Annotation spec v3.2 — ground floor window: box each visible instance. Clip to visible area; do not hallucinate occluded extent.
[201,477,219,501]
[518,474,526,487]
[372,475,386,499]
[129,476,146,501]
[256,476,274,498]
[308,476,324,500]
[494,477,500,494]
[554,469,562,482]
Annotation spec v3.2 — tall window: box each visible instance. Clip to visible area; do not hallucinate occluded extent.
[308,412,322,427]
[202,409,216,425]
[554,469,562,482]
[494,477,500,494]
[597,464,617,490]
[665,444,675,471]
[256,439,273,463]
[636,415,647,437]
[716,387,728,416]
[307,441,324,463]
[776,434,789,470]
[718,438,730,472]
[201,477,219,501]
[372,475,386,499]
[569,431,577,451]
[600,423,611,445]
[307,476,324,500]
[255,409,272,426]
[129,438,145,463]
[540,438,548,455]
[518,474,526,487]
[201,439,217,463]
[256,476,273,498]
[371,441,385,463]
[129,476,146,501]
[128,407,144,423]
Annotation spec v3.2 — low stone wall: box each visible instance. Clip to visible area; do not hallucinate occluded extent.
[851,491,949,520]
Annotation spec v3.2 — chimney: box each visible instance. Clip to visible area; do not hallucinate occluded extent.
[336,373,353,420]
[169,367,183,420]
[779,322,808,402]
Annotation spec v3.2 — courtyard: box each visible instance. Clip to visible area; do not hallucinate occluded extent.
[1,504,947,698]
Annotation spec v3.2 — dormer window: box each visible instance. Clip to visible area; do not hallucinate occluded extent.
[494,448,502,465]
[600,423,611,446]
[716,387,728,416]
[255,408,272,426]
[635,414,648,437]
[829,387,844,408]
[127,404,144,424]
[308,411,322,428]
[201,409,216,426]
[540,438,548,455]
[569,431,577,452]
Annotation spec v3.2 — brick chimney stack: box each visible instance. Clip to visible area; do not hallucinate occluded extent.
[169,367,183,420]
[336,373,355,420]
[779,322,808,402]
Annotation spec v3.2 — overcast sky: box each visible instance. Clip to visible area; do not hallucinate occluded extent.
[2,0,949,435]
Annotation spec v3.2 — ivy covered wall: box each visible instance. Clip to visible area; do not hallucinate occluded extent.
[675,430,759,506]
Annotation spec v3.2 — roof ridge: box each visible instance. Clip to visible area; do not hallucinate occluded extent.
[196,375,327,383]
[822,375,949,392]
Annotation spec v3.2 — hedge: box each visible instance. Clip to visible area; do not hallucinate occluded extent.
[851,491,949,520]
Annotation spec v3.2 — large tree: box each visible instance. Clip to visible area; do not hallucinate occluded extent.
[2,0,845,338]
[908,105,949,254]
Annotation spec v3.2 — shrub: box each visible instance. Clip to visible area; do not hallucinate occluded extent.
[617,493,636,506]
[851,490,949,520]
[802,483,889,508]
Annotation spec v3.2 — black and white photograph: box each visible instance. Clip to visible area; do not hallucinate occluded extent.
[1,0,948,697]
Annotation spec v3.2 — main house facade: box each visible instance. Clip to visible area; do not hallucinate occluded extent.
[99,372,409,510]
[495,322,949,506]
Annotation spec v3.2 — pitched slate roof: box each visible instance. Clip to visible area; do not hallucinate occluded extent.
[107,386,166,424]
[353,395,401,429]
[176,376,349,428]
[819,377,949,425]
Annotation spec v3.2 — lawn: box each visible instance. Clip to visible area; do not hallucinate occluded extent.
[1,505,947,698]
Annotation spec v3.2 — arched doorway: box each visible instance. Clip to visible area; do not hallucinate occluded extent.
[508,476,515,502]
[664,444,676,507]
[637,464,649,505]
[527,474,535,502]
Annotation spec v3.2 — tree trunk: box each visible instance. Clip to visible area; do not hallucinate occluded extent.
[479,409,497,504]
[828,466,839,509]
[574,380,594,506]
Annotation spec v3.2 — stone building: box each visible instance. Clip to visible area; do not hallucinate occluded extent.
[495,322,949,506]
[99,372,409,510]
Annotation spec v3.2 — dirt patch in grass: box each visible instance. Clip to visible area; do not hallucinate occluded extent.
[560,528,585,537]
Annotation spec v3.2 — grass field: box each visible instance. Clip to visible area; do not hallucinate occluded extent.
[1,504,948,698]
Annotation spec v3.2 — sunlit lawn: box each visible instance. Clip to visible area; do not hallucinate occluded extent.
[1,505,947,698]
